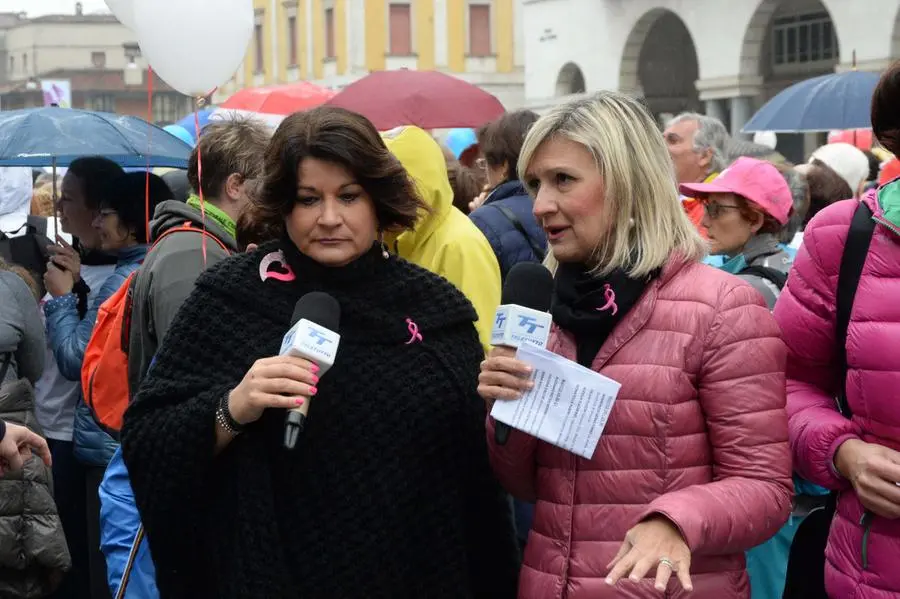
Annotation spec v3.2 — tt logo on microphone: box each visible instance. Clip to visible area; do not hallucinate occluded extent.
[308,329,332,346]
[495,313,507,327]
[517,316,545,334]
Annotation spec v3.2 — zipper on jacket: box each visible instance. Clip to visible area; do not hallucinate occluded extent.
[860,511,874,570]
[873,215,900,238]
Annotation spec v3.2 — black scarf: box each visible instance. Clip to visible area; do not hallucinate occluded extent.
[552,262,656,367]
[73,241,117,318]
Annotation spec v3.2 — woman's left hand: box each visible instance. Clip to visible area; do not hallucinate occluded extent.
[606,515,693,592]
[44,262,74,297]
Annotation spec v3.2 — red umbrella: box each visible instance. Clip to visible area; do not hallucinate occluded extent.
[827,128,873,151]
[325,69,505,130]
[220,82,336,116]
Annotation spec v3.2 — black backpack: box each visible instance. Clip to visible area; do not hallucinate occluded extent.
[781,201,876,599]
[0,217,53,297]
[738,264,789,290]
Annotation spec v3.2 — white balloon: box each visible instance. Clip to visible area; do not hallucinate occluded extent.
[134,0,254,97]
[105,0,136,30]
[753,131,778,150]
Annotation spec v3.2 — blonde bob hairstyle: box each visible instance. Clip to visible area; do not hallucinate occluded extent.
[518,91,706,278]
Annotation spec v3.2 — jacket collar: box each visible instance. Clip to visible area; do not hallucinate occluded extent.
[484,180,527,205]
[872,185,900,238]
[741,233,782,264]
[150,200,239,251]
[117,244,148,265]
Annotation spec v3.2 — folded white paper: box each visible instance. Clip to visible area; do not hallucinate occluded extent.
[490,344,621,459]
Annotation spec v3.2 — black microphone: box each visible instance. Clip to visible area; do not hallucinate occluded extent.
[491,262,554,445]
[279,292,341,449]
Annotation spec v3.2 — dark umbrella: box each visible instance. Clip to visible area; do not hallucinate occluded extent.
[325,69,506,130]
[742,70,881,133]
[0,106,192,168]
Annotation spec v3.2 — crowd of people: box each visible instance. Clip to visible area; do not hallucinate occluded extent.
[0,61,898,599]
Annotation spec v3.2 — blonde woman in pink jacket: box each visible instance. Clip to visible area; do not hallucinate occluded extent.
[478,92,793,599]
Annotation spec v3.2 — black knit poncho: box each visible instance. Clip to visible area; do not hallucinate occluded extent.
[121,240,519,599]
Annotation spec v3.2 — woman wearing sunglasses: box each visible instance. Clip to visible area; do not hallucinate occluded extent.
[680,157,794,309]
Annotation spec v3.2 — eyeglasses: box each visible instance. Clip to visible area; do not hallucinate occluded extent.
[702,202,742,219]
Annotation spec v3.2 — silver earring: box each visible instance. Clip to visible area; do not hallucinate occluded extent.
[378,231,389,259]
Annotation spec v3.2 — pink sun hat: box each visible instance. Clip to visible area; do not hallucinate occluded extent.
[678,156,792,225]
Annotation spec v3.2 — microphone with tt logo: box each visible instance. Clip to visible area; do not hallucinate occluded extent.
[490,262,554,445]
[279,292,341,449]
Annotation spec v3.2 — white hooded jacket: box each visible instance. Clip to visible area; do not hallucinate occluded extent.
[0,167,34,237]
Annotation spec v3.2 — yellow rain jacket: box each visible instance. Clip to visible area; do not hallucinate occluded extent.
[381,126,501,354]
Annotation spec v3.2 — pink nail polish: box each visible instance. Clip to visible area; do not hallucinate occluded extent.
[310,363,320,373]
[309,386,318,395]
[295,398,304,406]
[311,375,319,384]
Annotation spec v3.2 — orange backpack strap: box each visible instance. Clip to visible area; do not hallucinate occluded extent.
[150,221,230,254]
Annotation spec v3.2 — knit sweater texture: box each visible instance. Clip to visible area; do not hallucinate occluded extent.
[121,239,520,599]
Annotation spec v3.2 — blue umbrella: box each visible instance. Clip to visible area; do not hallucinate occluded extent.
[0,107,192,168]
[742,71,881,133]
[164,124,197,148]
[174,108,213,139]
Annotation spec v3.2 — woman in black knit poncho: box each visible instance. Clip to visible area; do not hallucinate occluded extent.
[120,106,519,599]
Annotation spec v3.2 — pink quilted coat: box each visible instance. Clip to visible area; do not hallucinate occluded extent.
[487,256,793,599]
[774,192,900,599]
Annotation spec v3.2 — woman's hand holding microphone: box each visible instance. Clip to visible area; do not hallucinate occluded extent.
[477,346,534,411]
[227,356,320,426]
[215,356,320,452]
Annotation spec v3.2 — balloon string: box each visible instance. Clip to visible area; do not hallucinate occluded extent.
[194,101,207,264]
[145,66,154,243]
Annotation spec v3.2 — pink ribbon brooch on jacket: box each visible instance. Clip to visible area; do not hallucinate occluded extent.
[259,250,296,282]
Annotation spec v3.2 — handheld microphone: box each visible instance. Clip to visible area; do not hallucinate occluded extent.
[279,292,341,449]
[491,262,554,445]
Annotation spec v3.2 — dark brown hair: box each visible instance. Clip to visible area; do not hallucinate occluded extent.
[187,118,270,200]
[872,61,900,156]
[235,181,281,250]
[446,163,482,215]
[257,106,425,236]
[804,159,853,225]
[477,110,540,181]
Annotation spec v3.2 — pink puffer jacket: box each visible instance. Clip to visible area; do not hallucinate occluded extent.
[774,192,900,599]
[488,256,793,599]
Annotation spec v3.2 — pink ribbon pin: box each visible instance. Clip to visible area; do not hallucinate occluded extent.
[259,250,296,282]
[405,318,423,345]
[595,283,618,316]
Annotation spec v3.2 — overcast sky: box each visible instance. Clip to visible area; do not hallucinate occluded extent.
[1,0,109,16]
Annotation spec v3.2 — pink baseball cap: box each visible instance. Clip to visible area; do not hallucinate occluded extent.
[678,157,792,224]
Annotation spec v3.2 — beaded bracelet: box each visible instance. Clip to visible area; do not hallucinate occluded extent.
[215,393,246,435]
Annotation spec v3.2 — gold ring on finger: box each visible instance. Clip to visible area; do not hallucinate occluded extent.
[658,558,676,571]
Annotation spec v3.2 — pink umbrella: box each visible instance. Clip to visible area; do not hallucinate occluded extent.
[325,69,505,130]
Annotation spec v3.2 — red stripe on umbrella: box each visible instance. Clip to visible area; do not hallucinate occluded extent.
[325,69,505,130]
[220,82,336,116]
